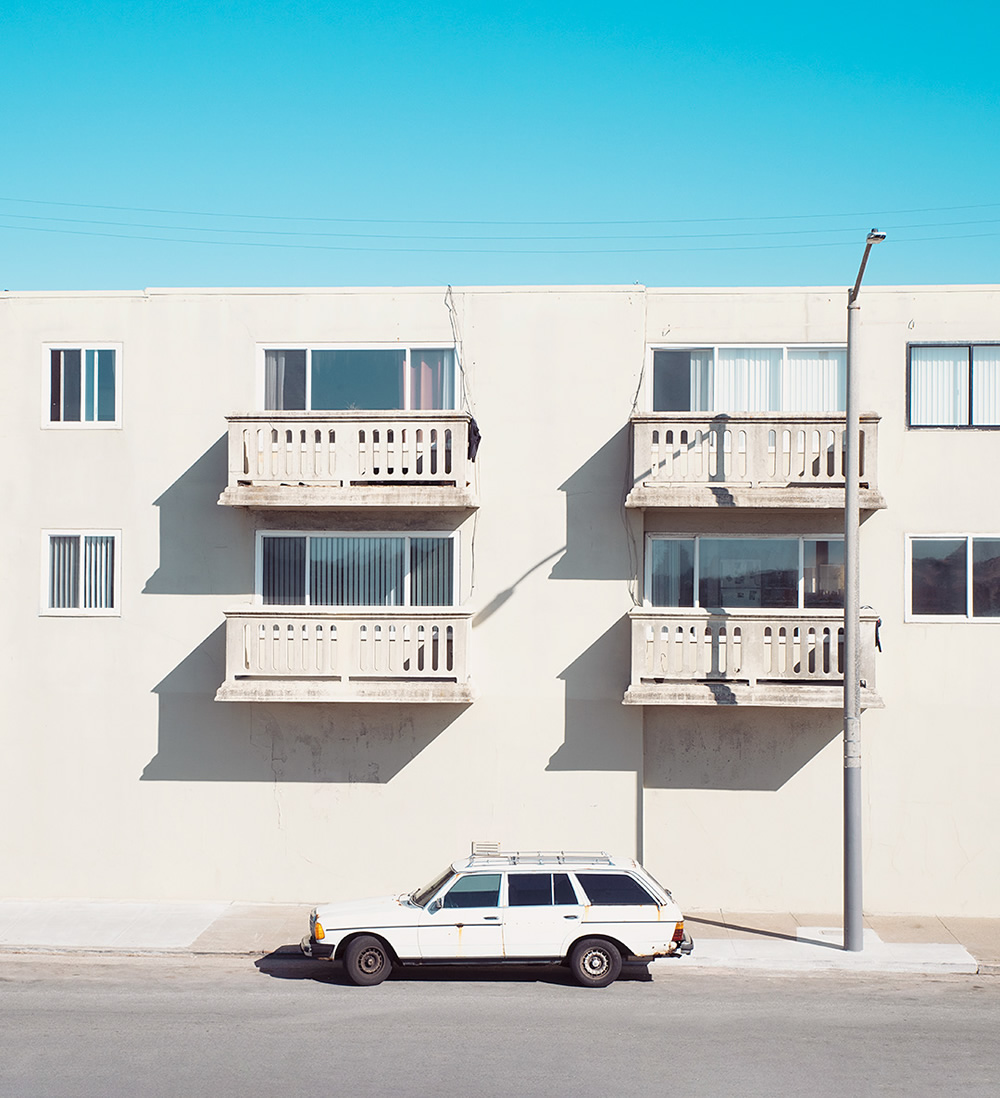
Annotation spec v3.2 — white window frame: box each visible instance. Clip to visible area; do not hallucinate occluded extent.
[256,343,459,412]
[42,343,123,429]
[906,343,1000,429]
[904,534,1000,622]
[255,529,459,607]
[643,533,844,609]
[40,530,121,617]
[645,344,847,413]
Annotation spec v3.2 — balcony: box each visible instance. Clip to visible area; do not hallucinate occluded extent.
[625,413,884,511]
[218,412,478,510]
[215,608,475,703]
[623,608,882,708]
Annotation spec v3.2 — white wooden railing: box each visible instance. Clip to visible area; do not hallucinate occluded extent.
[631,413,880,490]
[222,608,472,684]
[225,412,472,488]
[629,608,879,688]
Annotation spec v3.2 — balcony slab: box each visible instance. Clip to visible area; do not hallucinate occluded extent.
[218,484,478,510]
[215,679,477,704]
[625,485,885,511]
[623,682,884,708]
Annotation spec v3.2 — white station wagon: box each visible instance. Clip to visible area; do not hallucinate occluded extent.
[301,850,693,987]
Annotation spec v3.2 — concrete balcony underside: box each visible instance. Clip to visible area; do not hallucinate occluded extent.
[216,608,475,704]
[220,411,479,510]
[219,483,478,510]
[625,609,882,709]
[627,412,884,511]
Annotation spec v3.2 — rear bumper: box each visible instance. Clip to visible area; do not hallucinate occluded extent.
[300,934,335,959]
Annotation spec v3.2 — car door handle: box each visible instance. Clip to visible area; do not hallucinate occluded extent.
[484,915,499,921]
[564,914,579,919]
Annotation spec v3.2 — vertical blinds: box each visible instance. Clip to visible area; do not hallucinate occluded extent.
[49,535,115,609]
[262,535,454,606]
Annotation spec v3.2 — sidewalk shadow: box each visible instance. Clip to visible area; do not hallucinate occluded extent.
[254,947,652,984]
[687,916,841,950]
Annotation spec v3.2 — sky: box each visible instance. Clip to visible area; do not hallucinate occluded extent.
[2,1,1000,290]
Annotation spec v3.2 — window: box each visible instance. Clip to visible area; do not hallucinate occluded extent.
[908,536,1000,619]
[263,346,456,411]
[908,344,1000,427]
[442,874,501,908]
[258,532,455,607]
[647,536,844,610]
[46,347,120,426]
[507,873,579,907]
[651,346,845,413]
[574,873,657,905]
[42,532,119,615]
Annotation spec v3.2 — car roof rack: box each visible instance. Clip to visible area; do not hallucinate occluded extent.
[465,850,614,866]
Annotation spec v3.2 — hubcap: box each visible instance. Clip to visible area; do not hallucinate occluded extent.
[359,948,385,975]
[583,949,610,976]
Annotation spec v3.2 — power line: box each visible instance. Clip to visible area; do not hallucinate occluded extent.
[2,194,1000,228]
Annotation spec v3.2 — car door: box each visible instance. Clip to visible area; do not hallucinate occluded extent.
[501,872,584,959]
[417,872,504,960]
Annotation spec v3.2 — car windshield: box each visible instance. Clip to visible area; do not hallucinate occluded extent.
[410,867,455,908]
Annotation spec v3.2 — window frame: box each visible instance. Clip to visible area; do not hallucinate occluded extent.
[645,343,847,413]
[40,529,121,617]
[254,529,459,608]
[644,533,845,610]
[42,343,123,429]
[256,343,459,412]
[906,342,1000,430]
[905,534,1000,621]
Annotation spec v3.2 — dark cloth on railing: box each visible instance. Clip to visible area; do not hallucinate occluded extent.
[468,417,481,461]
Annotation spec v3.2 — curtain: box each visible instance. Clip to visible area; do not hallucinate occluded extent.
[910,346,968,425]
[973,346,1000,426]
[783,349,845,412]
[712,348,781,412]
[49,536,80,608]
[82,536,115,609]
[410,350,455,410]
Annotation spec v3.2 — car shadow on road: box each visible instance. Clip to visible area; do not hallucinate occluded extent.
[254,945,653,986]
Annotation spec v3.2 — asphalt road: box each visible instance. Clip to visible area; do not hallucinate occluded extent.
[2,951,998,1097]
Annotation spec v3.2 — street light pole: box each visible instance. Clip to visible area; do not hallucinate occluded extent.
[843,229,885,952]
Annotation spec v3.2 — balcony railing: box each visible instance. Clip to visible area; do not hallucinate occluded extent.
[219,412,478,509]
[624,608,882,708]
[216,608,475,703]
[626,412,883,509]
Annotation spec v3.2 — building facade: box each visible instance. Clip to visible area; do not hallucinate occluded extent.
[3,284,998,915]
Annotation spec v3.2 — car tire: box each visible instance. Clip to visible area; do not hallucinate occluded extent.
[344,935,392,986]
[569,938,623,988]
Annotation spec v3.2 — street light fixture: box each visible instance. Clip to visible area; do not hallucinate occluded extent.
[843,228,885,952]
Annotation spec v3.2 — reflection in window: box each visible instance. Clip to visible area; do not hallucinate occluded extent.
[647,536,843,610]
[910,537,1000,618]
[264,347,455,411]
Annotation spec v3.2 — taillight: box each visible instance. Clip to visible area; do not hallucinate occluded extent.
[672,921,685,943]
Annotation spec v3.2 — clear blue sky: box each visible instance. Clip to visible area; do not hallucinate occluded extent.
[3,1,999,290]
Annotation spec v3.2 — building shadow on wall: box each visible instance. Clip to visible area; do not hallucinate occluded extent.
[547,615,638,772]
[642,708,842,791]
[549,427,638,583]
[142,625,462,782]
[143,435,253,596]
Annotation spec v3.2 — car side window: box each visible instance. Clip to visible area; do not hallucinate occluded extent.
[442,873,501,909]
[574,873,657,905]
[508,873,552,906]
[553,873,578,905]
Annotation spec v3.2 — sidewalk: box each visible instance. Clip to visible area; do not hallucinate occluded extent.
[0,901,996,975]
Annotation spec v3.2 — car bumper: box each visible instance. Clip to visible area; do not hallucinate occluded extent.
[300,934,335,959]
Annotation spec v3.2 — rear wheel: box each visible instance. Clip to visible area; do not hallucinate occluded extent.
[569,938,622,988]
[344,935,392,986]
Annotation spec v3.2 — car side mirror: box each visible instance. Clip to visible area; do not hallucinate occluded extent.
[427,898,442,915]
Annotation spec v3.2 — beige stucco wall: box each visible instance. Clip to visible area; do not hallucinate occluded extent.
[1,284,998,914]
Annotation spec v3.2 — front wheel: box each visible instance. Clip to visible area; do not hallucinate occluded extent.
[343,935,392,986]
[569,938,622,988]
